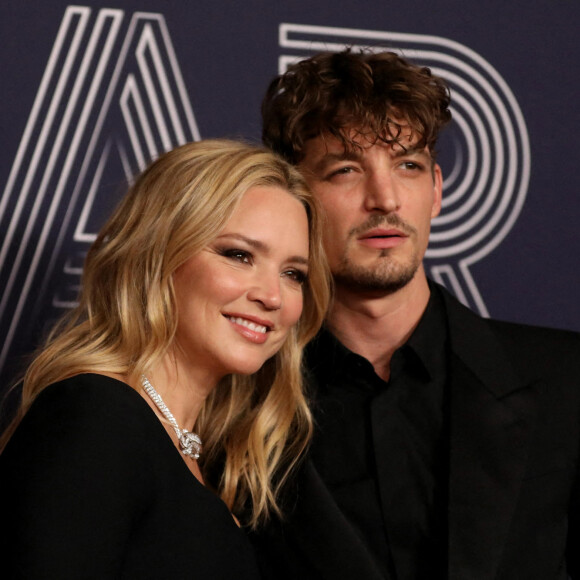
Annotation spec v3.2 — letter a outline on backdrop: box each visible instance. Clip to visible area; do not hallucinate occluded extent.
[0,6,199,375]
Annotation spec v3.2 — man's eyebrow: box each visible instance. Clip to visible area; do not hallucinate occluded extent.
[310,145,432,172]
[391,145,432,159]
[311,150,362,173]
[216,233,309,265]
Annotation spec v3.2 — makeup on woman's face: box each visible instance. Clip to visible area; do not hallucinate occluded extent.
[172,185,309,381]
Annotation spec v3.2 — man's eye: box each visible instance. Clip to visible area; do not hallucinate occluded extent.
[400,161,423,171]
[327,166,355,179]
[221,249,253,264]
[282,269,308,285]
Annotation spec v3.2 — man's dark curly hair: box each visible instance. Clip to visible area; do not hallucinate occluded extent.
[262,49,452,164]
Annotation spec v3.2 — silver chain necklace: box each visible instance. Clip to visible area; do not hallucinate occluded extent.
[141,374,202,460]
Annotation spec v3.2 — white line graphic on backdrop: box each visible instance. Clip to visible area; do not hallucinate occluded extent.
[0,6,199,373]
[279,23,531,316]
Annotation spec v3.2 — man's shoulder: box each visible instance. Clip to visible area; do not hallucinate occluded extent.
[435,281,579,342]
[484,315,580,345]
[435,283,580,380]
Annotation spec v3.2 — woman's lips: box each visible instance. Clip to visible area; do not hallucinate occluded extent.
[223,314,273,344]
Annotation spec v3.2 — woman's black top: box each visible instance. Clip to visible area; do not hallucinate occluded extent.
[0,374,260,579]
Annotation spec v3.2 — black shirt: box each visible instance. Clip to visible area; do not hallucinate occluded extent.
[306,287,449,579]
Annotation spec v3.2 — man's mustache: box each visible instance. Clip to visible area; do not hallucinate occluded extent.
[349,214,417,238]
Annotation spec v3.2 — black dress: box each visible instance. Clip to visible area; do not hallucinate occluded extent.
[0,374,261,579]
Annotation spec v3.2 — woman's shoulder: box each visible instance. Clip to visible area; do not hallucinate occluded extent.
[4,373,158,463]
[0,375,158,573]
[31,374,151,429]
[37,372,145,413]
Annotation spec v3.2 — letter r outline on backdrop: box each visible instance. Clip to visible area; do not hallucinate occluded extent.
[278,23,531,317]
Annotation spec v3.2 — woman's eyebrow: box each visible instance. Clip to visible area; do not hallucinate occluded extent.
[216,233,309,265]
[217,233,266,250]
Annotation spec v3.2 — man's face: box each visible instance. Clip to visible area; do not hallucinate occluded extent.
[299,129,442,295]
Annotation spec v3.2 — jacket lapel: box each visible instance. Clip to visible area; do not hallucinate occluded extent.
[287,460,389,580]
[441,290,537,579]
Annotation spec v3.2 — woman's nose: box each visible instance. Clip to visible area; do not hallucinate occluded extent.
[247,275,282,310]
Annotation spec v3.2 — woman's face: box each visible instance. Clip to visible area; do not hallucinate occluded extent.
[172,185,309,382]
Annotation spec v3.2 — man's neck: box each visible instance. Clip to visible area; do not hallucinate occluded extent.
[327,272,431,381]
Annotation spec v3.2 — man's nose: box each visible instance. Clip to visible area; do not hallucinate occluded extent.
[363,170,401,213]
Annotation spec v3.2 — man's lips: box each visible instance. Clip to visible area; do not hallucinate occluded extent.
[357,228,408,249]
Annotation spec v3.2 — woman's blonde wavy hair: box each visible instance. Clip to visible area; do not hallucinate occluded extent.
[0,139,330,529]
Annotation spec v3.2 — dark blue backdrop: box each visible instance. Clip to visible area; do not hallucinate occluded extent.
[1,0,579,392]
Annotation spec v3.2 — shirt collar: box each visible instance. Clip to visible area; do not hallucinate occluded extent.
[306,281,449,384]
[401,281,448,381]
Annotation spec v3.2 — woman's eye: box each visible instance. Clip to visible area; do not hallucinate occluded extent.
[221,249,253,264]
[282,269,308,285]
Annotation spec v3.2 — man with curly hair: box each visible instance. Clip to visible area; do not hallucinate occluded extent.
[251,49,580,580]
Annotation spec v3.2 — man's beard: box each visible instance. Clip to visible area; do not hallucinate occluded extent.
[332,214,421,294]
[333,250,421,294]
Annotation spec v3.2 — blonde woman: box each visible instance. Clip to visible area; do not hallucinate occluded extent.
[0,140,330,579]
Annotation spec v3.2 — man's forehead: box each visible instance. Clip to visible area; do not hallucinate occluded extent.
[302,128,431,162]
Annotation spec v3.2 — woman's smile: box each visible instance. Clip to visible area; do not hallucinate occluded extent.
[171,185,309,379]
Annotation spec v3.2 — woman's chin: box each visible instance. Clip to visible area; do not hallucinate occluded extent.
[231,352,281,377]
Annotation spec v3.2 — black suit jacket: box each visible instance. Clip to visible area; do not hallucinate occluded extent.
[251,286,580,579]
